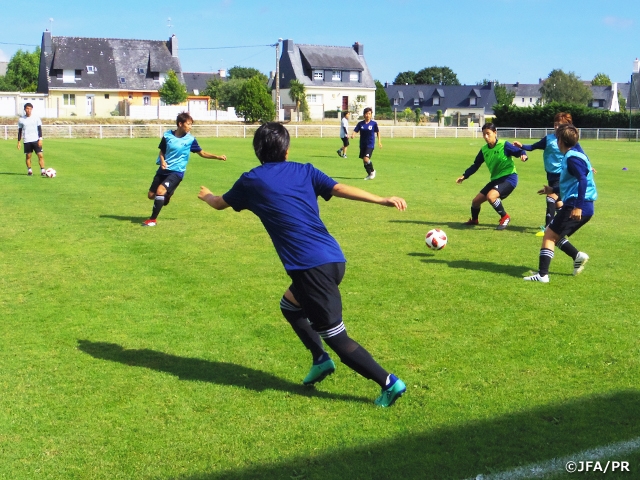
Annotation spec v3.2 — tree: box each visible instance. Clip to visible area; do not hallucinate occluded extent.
[591,73,612,86]
[494,83,516,106]
[228,66,268,84]
[158,70,188,105]
[539,69,592,105]
[0,47,40,92]
[618,90,627,113]
[236,76,275,123]
[202,78,224,110]
[415,66,460,85]
[288,79,308,121]
[393,71,416,85]
[375,80,391,113]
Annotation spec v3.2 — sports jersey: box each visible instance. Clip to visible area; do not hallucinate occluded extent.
[340,117,349,138]
[521,134,585,175]
[222,161,346,272]
[156,130,202,173]
[463,140,525,186]
[559,148,597,215]
[18,114,42,143]
[353,120,379,148]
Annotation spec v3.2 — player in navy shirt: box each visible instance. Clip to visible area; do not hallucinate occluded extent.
[351,107,381,180]
[198,122,407,407]
[524,124,597,283]
[142,112,227,227]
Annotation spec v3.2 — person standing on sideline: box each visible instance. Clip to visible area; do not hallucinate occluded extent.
[17,103,46,176]
[142,112,227,227]
[337,111,350,158]
[524,124,596,283]
[456,123,528,230]
[198,122,407,407]
[351,107,381,180]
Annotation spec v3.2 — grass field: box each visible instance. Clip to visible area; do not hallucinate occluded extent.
[1,135,639,480]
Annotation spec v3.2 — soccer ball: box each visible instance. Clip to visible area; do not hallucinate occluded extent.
[45,168,56,178]
[425,229,448,250]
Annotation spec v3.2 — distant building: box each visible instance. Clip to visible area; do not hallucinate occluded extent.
[0,61,7,76]
[183,70,226,96]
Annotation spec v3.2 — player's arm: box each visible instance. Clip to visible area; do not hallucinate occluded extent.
[198,186,230,210]
[513,137,546,151]
[456,151,484,183]
[159,151,167,169]
[331,183,406,210]
[504,141,528,162]
[17,127,22,149]
[197,151,226,161]
[37,125,43,147]
[377,130,382,148]
[566,156,590,219]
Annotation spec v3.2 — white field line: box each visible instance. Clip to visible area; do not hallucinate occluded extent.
[467,436,640,480]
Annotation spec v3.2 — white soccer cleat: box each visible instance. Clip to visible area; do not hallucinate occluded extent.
[523,273,550,283]
[364,170,376,180]
[573,252,589,276]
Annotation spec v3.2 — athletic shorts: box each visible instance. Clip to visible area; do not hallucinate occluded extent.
[479,176,516,200]
[24,141,42,154]
[149,169,183,196]
[548,204,592,238]
[341,137,350,147]
[287,262,345,332]
[359,146,374,159]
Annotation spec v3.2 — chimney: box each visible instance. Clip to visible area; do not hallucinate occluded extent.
[170,34,178,57]
[218,68,226,78]
[353,42,364,56]
[42,30,52,56]
[283,39,294,53]
[634,58,640,74]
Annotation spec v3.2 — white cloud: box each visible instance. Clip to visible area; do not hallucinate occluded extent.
[0,49,9,62]
[603,16,634,28]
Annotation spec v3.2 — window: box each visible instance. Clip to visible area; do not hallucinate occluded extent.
[86,66,96,74]
[393,98,399,106]
[55,70,63,80]
[137,67,146,75]
[75,69,82,80]
[332,70,341,81]
[356,95,366,103]
[143,95,151,106]
[313,70,324,80]
[128,94,133,100]
[63,70,75,83]
[470,97,477,106]
[306,94,323,103]
[522,97,525,103]
[63,94,76,106]
[193,89,199,95]
[414,98,420,106]
[433,97,440,106]
[104,94,109,99]
[119,77,126,84]
[350,71,359,82]
[529,98,532,102]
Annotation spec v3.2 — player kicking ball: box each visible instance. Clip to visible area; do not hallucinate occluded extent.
[198,122,407,407]
[142,112,226,227]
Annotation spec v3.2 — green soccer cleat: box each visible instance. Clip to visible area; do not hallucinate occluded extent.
[374,375,406,407]
[303,358,336,385]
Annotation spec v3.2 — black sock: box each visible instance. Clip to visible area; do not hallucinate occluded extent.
[539,248,554,276]
[364,160,374,174]
[323,327,388,386]
[471,206,480,220]
[151,196,164,220]
[545,196,556,226]
[557,238,578,260]
[491,198,507,217]
[280,297,325,360]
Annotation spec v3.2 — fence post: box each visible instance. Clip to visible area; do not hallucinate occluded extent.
[597,129,599,140]
[4,125,6,140]
[130,125,133,139]
[434,127,437,139]
[69,125,72,138]
[296,126,298,139]
[529,128,532,138]
[616,129,619,141]
[99,125,103,139]
[413,126,415,138]
[216,125,219,138]
[455,127,458,138]
[320,126,323,138]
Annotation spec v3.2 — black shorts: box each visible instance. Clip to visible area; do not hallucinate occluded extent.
[548,204,592,238]
[149,169,183,196]
[479,176,516,200]
[287,262,345,332]
[24,142,42,154]
[359,146,374,160]
[341,137,350,147]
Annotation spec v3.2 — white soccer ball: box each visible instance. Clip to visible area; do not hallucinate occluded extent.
[425,228,448,250]
[45,168,56,178]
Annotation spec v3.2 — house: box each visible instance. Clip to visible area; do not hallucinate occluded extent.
[37,30,184,117]
[277,39,376,120]
[504,81,543,107]
[183,70,226,96]
[384,83,498,125]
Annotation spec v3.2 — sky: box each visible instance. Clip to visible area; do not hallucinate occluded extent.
[1,0,639,86]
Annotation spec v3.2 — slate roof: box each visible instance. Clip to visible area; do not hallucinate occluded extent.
[183,72,223,95]
[504,83,544,97]
[384,84,498,114]
[279,39,375,89]
[38,31,183,93]
[628,74,640,109]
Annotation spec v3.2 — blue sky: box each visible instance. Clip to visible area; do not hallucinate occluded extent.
[1,0,639,85]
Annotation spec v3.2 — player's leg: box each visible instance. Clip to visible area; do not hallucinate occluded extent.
[556,215,592,275]
[143,172,164,226]
[465,192,486,225]
[281,287,327,367]
[361,148,375,180]
[488,180,515,230]
[36,151,46,176]
[25,148,33,175]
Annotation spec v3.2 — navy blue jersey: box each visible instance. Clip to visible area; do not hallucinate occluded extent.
[353,120,379,148]
[521,134,585,175]
[156,130,202,173]
[222,161,346,271]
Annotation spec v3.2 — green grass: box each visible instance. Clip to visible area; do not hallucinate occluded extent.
[1,136,639,480]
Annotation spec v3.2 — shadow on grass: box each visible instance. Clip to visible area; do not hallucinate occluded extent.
[0,172,27,176]
[175,390,640,480]
[390,218,536,233]
[99,215,151,224]
[77,340,369,404]
[408,252,531,278]
[330,176,365,180]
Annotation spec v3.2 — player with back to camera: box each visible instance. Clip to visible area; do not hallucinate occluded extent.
[17,103,46,176]
[142,112,227,227]
[351,107,381,180]
[198,122,407,407]
[456,123,528,230]
[513,112,584,236]
[337,111,350,158]
[524,124,596,283]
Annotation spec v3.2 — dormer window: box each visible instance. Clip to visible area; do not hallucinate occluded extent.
[393,98,399,106]
[119,77,126,84]
[86,65,96,74]
[349,71,359,82]
[313,70,324,80]
[332,71,341,81]
[137,67,146,75]
[470,97,477,106]
[433,97,440,106]
[75,69,82,80]
[63,70,76,83]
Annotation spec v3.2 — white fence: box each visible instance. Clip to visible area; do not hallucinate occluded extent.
[2,124,640,141]
[128,105,243,122]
